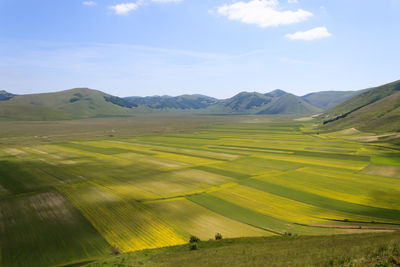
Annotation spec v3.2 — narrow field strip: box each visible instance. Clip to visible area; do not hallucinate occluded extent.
[155,152,219,165]
[209,184,378,225]
[207,156,304,175]
[0,190,110,267]
[147,198,269,240]
[58,142,134,155]
[57,182,187,252]
[187,194,341,235]
[76,140,157,156]
[273,168,400,210]
[191,165,252,180]
[241,178,400,222]
[0,159,50,196]
[152,149,229,161]
[256,153,368,170]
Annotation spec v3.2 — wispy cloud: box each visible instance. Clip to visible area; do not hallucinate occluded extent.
[109,0,181,15]
[150,0,182,3]
[109,3,139,15]
[216,0,312,28]
[82,1,97,6]
[288,0,298,4]
[285,27,332,40]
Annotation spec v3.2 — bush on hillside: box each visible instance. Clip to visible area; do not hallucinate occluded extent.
[111,246,121,255]
[215,233,222,240]
[190,243,198,251]
[189,235,200,243]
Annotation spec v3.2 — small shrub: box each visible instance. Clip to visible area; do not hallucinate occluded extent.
[343,219,349,222]
[374,261,389,267]
[284,232,292,236]
[190,243,198,251]
[215,233,222,240]
[189,235,200,243]
[111,246,121,255]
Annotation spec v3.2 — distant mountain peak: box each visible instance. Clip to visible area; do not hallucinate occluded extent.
[0,90,16,101]
[265,89,288,98]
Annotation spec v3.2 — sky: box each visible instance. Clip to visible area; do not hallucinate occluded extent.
[0,0,399,98]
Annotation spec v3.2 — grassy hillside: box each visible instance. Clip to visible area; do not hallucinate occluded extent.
[0,102,73,120]
[323,80,400,117]
[88,232,400,267]
[322,92,400,132]
[258,93,321,115]
[302,90,361,110]
[320,80,400,132]
[7,88,138,118]
[125,94,218,110]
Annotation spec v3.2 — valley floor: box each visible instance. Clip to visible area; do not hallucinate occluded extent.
[0,115,399,266]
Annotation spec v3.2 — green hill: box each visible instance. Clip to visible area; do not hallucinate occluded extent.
[87,232,400,267]
[7,88,138,118]
[320,80,400,132]
[258,93,321,115]
[216,92,272,113]
[324,80,400,116]
[0,102,73,120]
[125,94,218,110]
[302,90,362,110]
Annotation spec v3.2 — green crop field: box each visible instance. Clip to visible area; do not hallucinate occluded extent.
[0,115,399,266]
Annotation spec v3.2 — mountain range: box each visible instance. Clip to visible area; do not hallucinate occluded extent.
[0,87,362,120]
[2,80,399,133]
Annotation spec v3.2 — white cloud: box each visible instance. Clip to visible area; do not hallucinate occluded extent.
[285,27,332,40]
[150,0,182,3]
[82,1,97,6]
[109,3,139,15]
[217,0,312,28]
[288,0,298,3]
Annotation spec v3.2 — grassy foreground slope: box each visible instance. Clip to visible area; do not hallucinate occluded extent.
[88,232,400,267]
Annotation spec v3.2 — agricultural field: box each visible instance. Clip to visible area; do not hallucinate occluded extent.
[0,116,400,266]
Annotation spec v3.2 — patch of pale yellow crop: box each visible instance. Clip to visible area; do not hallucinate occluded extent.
[147,198,271,240]
[3,148,28,156]
[171,169,234,186]
[138,157,187,169]
[52,145,108,159]
[362,164,400,179]
[94,182,159,201]
[256,153,368,170]
[155,152,218,165]
[134,179,202,198]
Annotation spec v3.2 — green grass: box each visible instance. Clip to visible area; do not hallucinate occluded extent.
[87,231,400,267]
[0,190,110,267]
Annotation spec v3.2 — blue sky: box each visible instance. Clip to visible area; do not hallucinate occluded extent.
[0,0,399,98]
